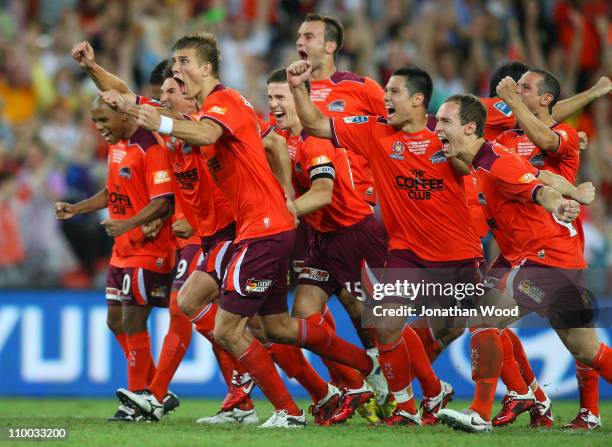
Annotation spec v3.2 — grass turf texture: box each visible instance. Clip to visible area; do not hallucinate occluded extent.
[0,399,610,446]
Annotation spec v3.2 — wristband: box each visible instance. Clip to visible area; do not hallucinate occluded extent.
[158,115,174,134]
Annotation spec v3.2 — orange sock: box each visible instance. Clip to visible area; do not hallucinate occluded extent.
[468,328,503,421]
[148,291,193,402]
[212,342,240,386]
[590,343,612,384]
[321,305,336,330]
[378,337,416,414]
[401,325,440,397]
[576,360,599,416]
[499,330,528,394]
[268,343,328,403]
[191,303,218,340]
[239,339,300,415]
[114,332,129,358]
[126,331,155,391]
[298,313,373,377]
[504,329,535,385]
[410,323,443,363]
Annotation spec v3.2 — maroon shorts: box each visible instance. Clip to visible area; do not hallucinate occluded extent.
[171,244,204,291]
[298,215,387,299]
[503,260,592,327]
[220,229,296,317]
[106,265,171,307]
[195,223,236,286]
[379,249,484,307]
[292,220,314,275]
[482,255,512,290]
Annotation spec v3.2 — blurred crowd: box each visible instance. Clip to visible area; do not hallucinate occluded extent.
[0,0,610,291]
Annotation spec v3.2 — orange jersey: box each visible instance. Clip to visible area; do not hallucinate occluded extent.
[495,123,580,184]
[137,96,236,239]
[330,115,482,261]
[311,72,386,205]
[106,128,175,272]
[193,84,294,242]
[172,209,201,250]
[470,141,585,269]
[481,97,516,140]
[288,130,372,232]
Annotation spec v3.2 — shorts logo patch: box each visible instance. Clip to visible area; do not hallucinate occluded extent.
[207,106,227,115]
[343,116,368,124]
[327,100,345,112]
[245,278,273,293]
[493,100,513,117]
[299,267,330,282]
[518,279,545,303]
[119,167,131,179]
[518,173,537,183]
[390,141,405,160]
[154,170,171,184]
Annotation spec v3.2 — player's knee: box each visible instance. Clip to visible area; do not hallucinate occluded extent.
[106,314,122,334]
[376,327,401,345]
[177,287,199,317]
[263,324,293,345]
[213,323,237,350]
[121,310,148,334]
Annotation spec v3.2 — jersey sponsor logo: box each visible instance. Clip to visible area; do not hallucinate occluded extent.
[518,279,545,303]
[343,116,368,124]
[109,191,133,215]
[390,141,405,160]
[518,173,537,183]
[429,149,448,164]
[245,278,273,293]
[154,170,171,184]
[298,267,330,282]
[174,168,199,190]
[327,100,345,112]
[529,152,545,167]
[493,100,513,117]
[207,106,227,115]
[119,167,131,179]
[207,157,223,180]
[394,169,445,200]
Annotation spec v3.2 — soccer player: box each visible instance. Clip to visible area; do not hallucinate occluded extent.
[55,97,175,421]
[287,61,480,425]
[267,68,388,423]
[128,32,387,428]
[433,93,612,433]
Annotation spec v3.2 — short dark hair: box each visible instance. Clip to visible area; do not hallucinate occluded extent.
[266,68,310,93]
[304,13,344,57]
[172,32,220,77]
[529,68,561,113]
[443,94,487,138]
[392,67,433,108]
[489,61,530,98]
[149,60,169,86]
[162,63,174,81]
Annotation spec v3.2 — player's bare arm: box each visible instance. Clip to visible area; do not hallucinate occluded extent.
[135,104,222,146]
[101,196,173,237]
[537,170,596,205]
[100,91,185,121]
[72,41,134,98]
[263,131,294,199]
[171,218,194,239]
[552,76,611,122]
[55,188,109,220]
[496,77,559,152]
[293,177,333,217]
[535,186,580,223]
[142,218,163,239]
[287,60,332,139]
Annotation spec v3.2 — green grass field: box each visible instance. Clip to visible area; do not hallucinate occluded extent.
[0,399,610,446]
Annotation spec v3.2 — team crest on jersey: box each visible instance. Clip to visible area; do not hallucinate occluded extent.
[518,279,545,303]
[390,141,405,160]
[245,278,273,293]
[494,100,513,117]
[529,153,545,167]
[478,192,487,205]
[429,149,448,164]
[518,173,537,183]
[327,100,345,112]
[119,167,131,179]
[343,116,368,124]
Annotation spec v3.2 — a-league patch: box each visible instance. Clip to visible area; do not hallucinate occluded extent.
[518,173,537,183]
[518,279,545,303]
[245,278,273,293]
[493,100,513,117]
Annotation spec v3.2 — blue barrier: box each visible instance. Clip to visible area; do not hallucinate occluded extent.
[0,290,610,399]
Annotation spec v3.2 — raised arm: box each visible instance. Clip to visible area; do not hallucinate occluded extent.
[287,61,332,139]
[536,170,595,204]
[552,77,612,122]
[497,77,559,152]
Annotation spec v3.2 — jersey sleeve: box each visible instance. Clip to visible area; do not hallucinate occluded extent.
[199,91,249,136]
[257,116,273,138]
[490,154,543,203]
[494,130,514,147]
[302,138,337,182]
[144,144,175,200]
[136,96,162,108]
[363,78,387,115]
[329,115,377,157]
[550,125,579,159]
